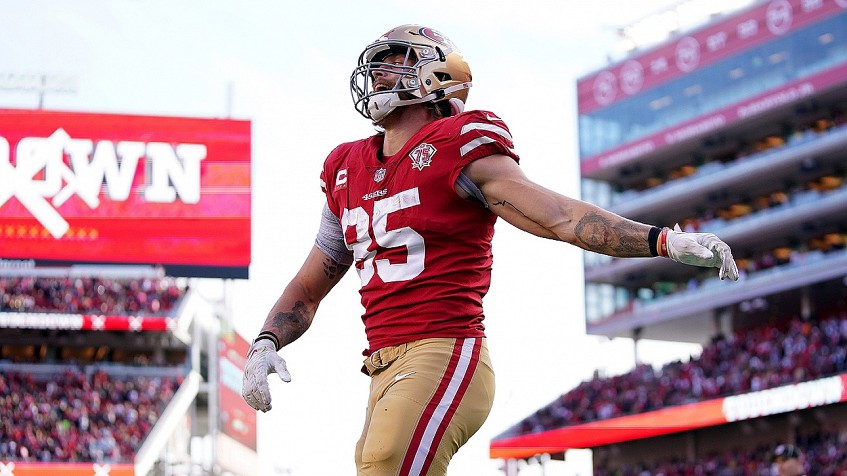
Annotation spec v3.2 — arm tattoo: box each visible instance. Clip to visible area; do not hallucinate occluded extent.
[574,212,649,257]
[271,301,311,347]
[321,256,342,280]
[491,199,547,229]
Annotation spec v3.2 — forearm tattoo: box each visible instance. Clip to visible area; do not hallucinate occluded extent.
[574,212,649,257]
[271,301,311,347]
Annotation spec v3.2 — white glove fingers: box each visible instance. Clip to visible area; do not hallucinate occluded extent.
[705,235,730,253]
[243,370,273,412]
[667,224,739,279]
[719,249,740,281]
[275,359,292,383]
[256,378,272,409]
[242,339,282,413]
[667,229,722,267]
[703,235,739,279]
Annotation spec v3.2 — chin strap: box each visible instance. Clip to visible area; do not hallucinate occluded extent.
[389,82,472,107]
[369,82,473,122]
[368,81,473,123]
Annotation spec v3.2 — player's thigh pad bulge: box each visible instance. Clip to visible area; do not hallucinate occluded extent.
[360,391,424,466]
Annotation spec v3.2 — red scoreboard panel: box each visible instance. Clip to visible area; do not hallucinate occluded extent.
[0,109,251,278]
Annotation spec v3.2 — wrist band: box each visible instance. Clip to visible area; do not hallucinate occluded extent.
[658,227,670,258]
[648,226,661,257]
[254,331,281,351]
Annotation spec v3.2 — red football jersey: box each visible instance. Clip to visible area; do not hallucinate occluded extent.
[320,110,520,352]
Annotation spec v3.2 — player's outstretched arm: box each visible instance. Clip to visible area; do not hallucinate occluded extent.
[261,245,351,348]
[462,154,738,280]
[242,245,351,412]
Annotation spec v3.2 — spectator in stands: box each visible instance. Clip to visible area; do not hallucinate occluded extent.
[0,277,186,316]
[773,444,806,476]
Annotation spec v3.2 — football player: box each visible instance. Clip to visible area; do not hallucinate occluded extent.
[242,24,739,476]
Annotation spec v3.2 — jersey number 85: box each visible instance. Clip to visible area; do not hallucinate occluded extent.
[341,187,425,286]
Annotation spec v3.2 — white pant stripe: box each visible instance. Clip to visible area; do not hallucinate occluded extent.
[407,337,476,476]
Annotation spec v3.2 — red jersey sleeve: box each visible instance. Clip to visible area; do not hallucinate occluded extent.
[451,110,520,168]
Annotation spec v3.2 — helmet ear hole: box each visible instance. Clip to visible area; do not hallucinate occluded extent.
[434,72,452,81]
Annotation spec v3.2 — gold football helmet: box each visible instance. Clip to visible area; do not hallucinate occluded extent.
[350,24,472,122]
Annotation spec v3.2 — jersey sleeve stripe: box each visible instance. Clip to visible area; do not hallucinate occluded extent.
[459,122,515,157]
[460,122,513,141]
[460,136,497,157]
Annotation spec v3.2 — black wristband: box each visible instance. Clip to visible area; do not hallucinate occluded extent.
[647,226,662,257]
[254,331,281,351]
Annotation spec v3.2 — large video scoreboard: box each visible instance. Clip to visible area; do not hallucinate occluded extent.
[0,109,252,279]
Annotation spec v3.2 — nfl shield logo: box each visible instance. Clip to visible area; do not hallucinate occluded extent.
[409,143,436,171]
[374,168,386,182]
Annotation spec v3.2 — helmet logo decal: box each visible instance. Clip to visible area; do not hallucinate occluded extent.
[409,143,436,171]
[419,27,454,49]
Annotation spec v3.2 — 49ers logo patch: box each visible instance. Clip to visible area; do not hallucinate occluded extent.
[409,143,436,171]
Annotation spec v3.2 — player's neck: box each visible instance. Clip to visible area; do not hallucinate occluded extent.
[380,106,436,157]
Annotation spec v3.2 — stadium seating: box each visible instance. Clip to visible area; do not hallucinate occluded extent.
[594,430,847,475]
[0,277,186,315]
[0,369,181,463]
[508,311,847,436]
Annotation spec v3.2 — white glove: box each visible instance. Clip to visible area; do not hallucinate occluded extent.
[242,339,291,412]
[664,224,739,281]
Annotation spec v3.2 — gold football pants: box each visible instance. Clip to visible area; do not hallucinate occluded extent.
[355,337,495,476]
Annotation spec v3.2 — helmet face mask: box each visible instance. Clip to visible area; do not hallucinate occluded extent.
[350,25,472,122]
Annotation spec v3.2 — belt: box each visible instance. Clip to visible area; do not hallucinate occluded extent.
[362,342,409,376]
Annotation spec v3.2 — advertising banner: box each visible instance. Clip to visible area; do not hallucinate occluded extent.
[0,462,134,476]
[577,0,847,113]
[580,61,847,174]
[0,312,174,331]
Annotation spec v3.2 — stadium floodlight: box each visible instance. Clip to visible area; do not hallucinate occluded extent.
[0,72,77,108]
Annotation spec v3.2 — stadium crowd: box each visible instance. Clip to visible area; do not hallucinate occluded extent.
[0,369,181,463]
[594,429,847,475]
[509,311,847,436]
[0,277,186,316]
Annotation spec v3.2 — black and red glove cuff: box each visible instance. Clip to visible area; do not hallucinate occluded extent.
[254,331,281,351]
